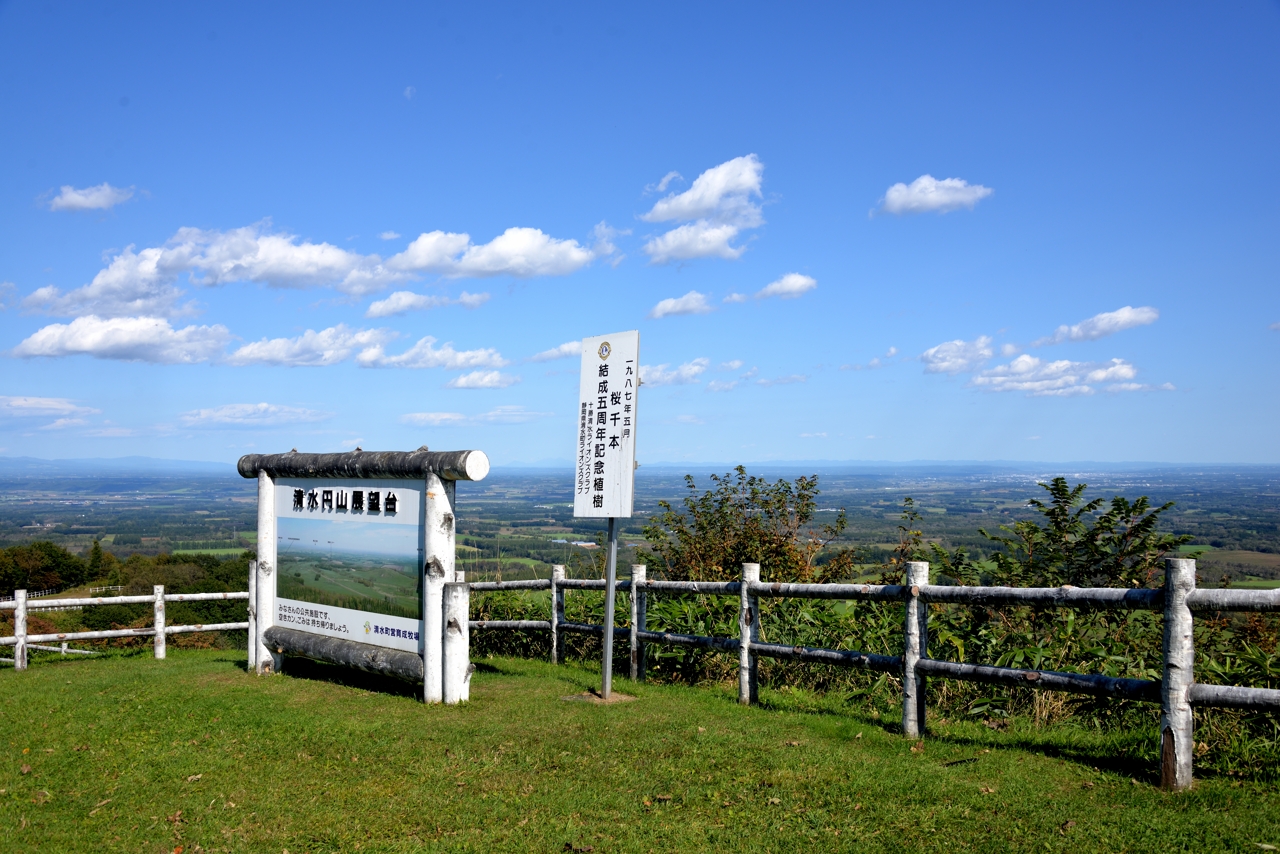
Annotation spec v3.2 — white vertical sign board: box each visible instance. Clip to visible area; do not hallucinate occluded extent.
[574,330,639,518]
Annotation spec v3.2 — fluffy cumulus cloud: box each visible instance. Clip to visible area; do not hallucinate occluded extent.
[920,336,994,374]
[971,355,1172,397]
[1035,306,1159,346]
[756,273,816,300]
[13,315,231,364]
[879,175,993,215]
[642,155,765,263]
[387,225,614,279]
[180,402,331,426]
[649,290,713,319]
[641,358,710,386]
[48,183,135,212]
[365,290,489,318]
[446,370,520,389]
[357,336,507,370]
[529,341,581,362]
[400,405,549,426]
[24,220,610,321]
[227,325,393,367]
[0,396,99,418]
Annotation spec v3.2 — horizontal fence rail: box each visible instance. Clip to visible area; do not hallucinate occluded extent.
[2,585,249,668]
[468,559,1280,791]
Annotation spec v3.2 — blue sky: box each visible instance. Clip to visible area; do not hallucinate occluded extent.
[2,2,1277,466]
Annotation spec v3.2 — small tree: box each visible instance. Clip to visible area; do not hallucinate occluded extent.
[638,466,857,583]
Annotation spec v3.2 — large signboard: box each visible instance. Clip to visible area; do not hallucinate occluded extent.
[574,330,639,518]
[274,477,425,653]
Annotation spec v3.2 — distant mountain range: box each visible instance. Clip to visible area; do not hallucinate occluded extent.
[0,456,236,476]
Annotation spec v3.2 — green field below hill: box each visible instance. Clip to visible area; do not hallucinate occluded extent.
[2,651,1278,852]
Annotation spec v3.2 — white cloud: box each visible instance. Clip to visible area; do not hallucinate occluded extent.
[358,336,507,370]
[404,86,416,100]
[645,171,683,194]
[641,155,764,263]
[642,155,763,224]
[885,346,898,358]
[800,432,827,438]
[641,358,709,386]
[379,231,401,240]
[970,355,1167,397]
[23,246,196,318]
[529,341,581,362]
[706,380,738,392]
[40,417,89,430]
[48,183,135,212]
[227,325,393,367]
[643,221,745,264]
[756,273,816,300]
[719,360,743,370]
[1035,306,1160,345]
[0,281,15,310]
[921,336,994,374]
[757,374,807,386]
[675,414,704,425]
[388,226,610,278]
[0,396,99,418]
[649,290,713,319]
[401,405,550,426]
[1270,322,1280,331]
[447,370,521,389]
[723,292,747,304]
[180,403,332,426]
[401,412,467,426]
[879,175,993,215]
[365,290,490,318]
[1000,343,1020,357]
[13,315,231,364]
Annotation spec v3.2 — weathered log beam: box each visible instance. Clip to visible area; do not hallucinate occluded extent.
[469,580,552,592]
[914,658,1161,701]
[1187,588,1280,612]
[637,580,741,596]
[750,582,907,602]
[1188,683,1280,710]
[21,595,157,610]
[752,641,901,672]
[558,621,628,638]
[634,628,739,652]
[921,584,1163,611]
[263,626,424,683]
[557,579,633,591]
[238,448,490,482]
[469,620,552,630]
[165,622,249,634]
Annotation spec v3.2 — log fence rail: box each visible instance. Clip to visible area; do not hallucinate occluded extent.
[470,558,1280,791]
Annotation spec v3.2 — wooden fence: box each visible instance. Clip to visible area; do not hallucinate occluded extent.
[470,559,1280,791]
[1,586,249,668]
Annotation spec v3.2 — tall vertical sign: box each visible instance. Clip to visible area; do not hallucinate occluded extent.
[572,330,638,699]
[574,330,639,518]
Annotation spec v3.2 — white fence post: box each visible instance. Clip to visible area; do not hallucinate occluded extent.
[443,581,471,704]
[14,589,27,671]
[739,563,760,705]
[153,585,166,660]
[423,472,455,704]
[1161,557,1196,791]
[247,559,258,671]
[903,561,930,737]
[550,565,565,665]
[255,471,281,674]
[630,565,646,682]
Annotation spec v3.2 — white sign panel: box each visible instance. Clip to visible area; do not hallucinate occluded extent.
[574,330,639,518]
[273,477,425,652]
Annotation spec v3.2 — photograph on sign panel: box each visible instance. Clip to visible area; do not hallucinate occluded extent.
[276,516,421,619]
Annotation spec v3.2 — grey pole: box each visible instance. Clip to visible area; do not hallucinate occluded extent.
[739,563,761,705]
[630,565,646,681]
[601,517,619,698]
[1161,558,1196,790]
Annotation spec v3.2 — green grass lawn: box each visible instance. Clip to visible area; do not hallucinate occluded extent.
[2,651,1278,853]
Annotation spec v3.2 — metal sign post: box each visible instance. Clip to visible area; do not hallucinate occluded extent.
[573,331,639,699]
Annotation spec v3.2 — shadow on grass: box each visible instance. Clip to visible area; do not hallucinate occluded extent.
[279,654,421,699]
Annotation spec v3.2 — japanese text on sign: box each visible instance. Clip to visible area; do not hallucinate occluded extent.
[574,330,639,518]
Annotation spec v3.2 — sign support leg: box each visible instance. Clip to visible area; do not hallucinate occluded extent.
[602,517,618,699]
